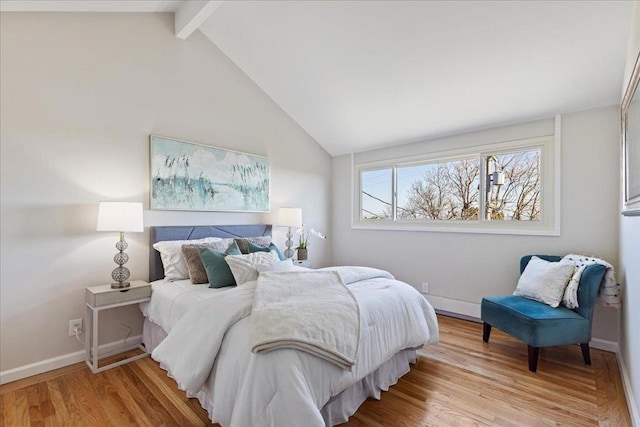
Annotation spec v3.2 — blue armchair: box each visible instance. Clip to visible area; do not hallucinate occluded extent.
[481,255,606,372]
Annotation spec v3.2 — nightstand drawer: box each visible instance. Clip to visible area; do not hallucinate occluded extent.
[86,280,151,307]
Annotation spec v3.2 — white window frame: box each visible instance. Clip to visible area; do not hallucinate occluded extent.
[359,166,395,222]
[352,134,560,236]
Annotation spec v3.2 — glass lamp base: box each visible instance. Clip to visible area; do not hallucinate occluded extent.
[111,281,131,289]
[284,228,295,259]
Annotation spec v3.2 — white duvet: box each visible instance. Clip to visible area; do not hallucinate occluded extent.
[151,266,439,427]
[139,278,229,334]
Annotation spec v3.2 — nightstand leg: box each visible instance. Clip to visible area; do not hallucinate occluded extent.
[85,305,91,367]
[92,308,99,372]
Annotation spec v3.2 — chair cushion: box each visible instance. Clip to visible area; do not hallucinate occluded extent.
[481,295,590,347]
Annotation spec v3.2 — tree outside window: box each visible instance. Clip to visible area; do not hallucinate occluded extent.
[485,149,540,221]
[397,159,480,220]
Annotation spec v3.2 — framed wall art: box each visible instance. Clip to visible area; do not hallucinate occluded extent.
[150,135,270,212]
[622,52,640,216]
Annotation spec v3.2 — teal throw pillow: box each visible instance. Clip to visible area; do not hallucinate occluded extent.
[199,242,242,288]
[247,241,286,261]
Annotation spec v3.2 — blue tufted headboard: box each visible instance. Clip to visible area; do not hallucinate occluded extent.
[149,224,272,282]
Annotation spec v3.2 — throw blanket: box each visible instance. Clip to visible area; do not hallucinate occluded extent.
[251,268,393,369]
[561,254,621,308]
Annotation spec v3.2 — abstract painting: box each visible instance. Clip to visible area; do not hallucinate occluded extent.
[150,135,270,212]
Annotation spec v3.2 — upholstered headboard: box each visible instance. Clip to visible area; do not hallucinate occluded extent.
[149,224,272,282]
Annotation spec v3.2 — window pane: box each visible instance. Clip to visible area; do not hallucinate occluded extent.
[361,168,392,219]
[485,149,540,221]
[397,158,480,220]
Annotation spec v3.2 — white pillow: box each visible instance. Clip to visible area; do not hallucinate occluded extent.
[513,256,575,307]
[256,258,296,273]
[153,237,223,281]
[225,252,279,285]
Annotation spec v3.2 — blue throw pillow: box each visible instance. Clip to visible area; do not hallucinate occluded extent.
[247,241,286,261]
[199,242,242,288]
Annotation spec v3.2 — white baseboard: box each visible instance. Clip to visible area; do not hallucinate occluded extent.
[590,338,618,353]
[617,350,640,427]
[424,294,481,318]
[423,294,617,352]
[0,335,143,385]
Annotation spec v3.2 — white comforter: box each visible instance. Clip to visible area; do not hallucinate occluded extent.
[152,266,439,427]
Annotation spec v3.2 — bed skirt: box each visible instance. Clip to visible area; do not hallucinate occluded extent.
[143,318,417,426]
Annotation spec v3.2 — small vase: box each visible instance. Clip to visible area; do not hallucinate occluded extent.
[297,248,308,261]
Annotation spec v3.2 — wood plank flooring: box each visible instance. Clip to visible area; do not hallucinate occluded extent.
[0,315,631,426]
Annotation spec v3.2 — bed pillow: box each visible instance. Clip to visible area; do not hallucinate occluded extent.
[153,237,222,281]
[513,256,575,307]
[183,241,241,284]
[199,244,243,288]
[247,241,286,261]
[256,259,296,273]
[225,252,279,285]
[234,236,273,254]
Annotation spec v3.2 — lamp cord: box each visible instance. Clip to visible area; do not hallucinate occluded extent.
[119,322,132,346]
[74,327,85,345]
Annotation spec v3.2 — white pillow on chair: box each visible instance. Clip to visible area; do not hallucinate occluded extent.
[513,256,575,308]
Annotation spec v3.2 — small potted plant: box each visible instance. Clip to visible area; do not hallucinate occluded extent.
[295,226,326,260]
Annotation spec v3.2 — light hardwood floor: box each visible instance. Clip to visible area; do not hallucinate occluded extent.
[0,315,631,426]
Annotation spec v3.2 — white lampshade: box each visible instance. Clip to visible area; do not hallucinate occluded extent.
[96,202,144,232]
[278,207,302,227]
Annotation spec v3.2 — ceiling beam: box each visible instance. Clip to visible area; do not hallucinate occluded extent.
[175,0,223,40]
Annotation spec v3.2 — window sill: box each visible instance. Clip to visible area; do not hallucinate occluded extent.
[351,221,560,236]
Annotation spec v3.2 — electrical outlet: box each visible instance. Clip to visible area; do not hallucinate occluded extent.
[69,319,83,336]
[421,282,429,293]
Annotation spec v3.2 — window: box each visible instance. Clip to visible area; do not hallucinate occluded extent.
[396,158,480,221]
[361,168,392,220]
[354,136,558,235]
[485,149,540,221]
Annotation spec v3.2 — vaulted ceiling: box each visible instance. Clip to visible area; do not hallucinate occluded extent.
[2,1,633,156]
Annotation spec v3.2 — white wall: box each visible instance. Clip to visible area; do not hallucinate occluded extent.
[619,2,640,424]
[332,108,620,343]
[0,12,332,374]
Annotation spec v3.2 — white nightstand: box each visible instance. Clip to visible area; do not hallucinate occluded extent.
[293,259,311,268]
[85,280,151,373]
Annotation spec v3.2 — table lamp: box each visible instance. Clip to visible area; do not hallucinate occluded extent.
[278,207,302,259]
[96,202,144,288]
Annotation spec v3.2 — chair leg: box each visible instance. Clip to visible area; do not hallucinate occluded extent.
[528,345,539,372]
[580,343,591,365]
[482,323,492,343]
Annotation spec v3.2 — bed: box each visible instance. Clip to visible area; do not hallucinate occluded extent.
[140,225,439,426]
